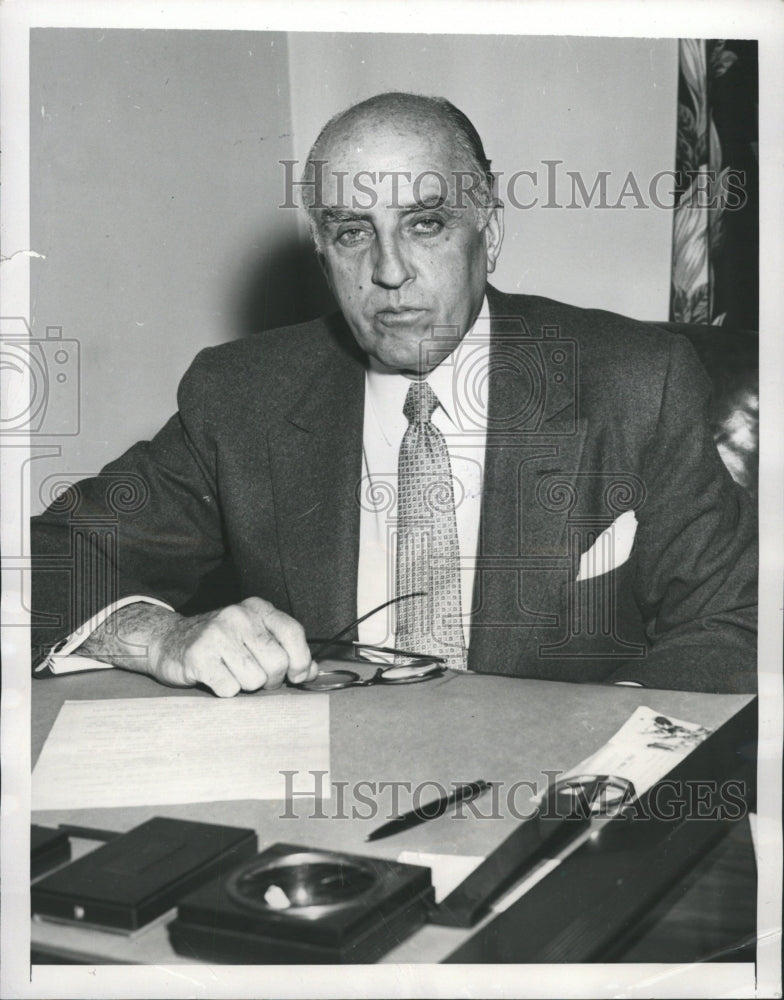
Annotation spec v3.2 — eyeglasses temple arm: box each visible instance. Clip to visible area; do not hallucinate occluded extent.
[310,591,426,661]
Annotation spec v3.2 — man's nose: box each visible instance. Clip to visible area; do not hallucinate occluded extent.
[371,233,414,288]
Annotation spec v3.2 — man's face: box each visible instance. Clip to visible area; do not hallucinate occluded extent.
[313,120,503,375]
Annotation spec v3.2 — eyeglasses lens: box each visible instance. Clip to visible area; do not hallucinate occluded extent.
[380,662,441,682]
[300,670,358,691]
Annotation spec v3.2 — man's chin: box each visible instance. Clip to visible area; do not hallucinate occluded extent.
[368,348,440,377]
[363,331,459,376]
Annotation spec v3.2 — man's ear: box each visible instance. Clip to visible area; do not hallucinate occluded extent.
[483,204,504,274]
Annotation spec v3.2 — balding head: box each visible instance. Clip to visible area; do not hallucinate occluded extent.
[309,93,492,188]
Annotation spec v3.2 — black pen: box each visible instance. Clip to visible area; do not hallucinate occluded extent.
[366,780,491,842]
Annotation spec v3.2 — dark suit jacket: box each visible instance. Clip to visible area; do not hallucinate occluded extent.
[31,286,757,692]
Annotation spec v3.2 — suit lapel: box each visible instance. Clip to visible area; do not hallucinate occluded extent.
[468,288,588,673]
[268,323,366,638]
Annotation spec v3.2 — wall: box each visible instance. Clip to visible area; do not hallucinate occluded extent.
[287,33,678,318]
[30,28,309,512]
[29,30,678,512]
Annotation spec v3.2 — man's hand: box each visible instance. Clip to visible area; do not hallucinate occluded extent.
[80,598,318,697]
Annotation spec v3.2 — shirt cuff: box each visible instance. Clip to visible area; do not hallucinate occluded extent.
[35,596,174,675]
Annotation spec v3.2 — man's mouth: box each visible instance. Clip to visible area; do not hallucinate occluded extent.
[374,307,428,327]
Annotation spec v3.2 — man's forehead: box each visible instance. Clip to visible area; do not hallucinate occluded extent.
[325,110,464,165]
[322,129,451,172]
[314,128,474,210]
[320,173,452,210]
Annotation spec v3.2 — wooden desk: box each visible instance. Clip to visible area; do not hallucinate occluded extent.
[31,669,756,964]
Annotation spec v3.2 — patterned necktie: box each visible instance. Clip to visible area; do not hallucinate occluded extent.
[395,380,468,670]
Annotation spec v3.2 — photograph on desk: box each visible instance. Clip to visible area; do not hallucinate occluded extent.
[2,1,782,998]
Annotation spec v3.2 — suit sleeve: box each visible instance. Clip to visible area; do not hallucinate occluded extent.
[30,348,227,666]
[609,334,757,693]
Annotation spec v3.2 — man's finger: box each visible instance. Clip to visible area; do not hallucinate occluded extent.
[209,602,286,688]
[256,604,313,681]
[241,628,290,688]
[220,642,269,692]
[289,659,319,684]
[186,655,242,698]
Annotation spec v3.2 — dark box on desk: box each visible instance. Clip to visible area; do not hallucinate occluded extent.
[31,825,71,880]
[31,817,257,931]
[168,842,435,963]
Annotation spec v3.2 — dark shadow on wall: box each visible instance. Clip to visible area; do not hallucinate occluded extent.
[230,231,336,339]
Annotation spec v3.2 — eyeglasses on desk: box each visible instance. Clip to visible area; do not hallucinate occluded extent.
[295,591,451,691]
[294,640,447,691]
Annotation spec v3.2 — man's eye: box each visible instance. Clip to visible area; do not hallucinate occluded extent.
[411,217,444,235]
[337,227,372,247]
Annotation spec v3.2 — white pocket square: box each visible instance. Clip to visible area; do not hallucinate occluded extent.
[576,510,637,582]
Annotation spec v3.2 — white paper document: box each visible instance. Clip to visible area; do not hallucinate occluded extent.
[562,704,712,799]
[32,696,330,810]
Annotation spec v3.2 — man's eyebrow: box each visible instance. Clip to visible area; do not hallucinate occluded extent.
[317,196,455,225]
[400,195,450,213]
[400,194,446,212]
[318,208,371,225]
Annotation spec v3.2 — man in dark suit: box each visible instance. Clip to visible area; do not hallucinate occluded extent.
[31,93,757,695]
